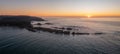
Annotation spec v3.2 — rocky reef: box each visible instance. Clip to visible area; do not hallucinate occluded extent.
[31,21,105,35]
[0,15,105,35]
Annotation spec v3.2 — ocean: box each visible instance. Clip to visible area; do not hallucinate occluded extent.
[0,17,120,54]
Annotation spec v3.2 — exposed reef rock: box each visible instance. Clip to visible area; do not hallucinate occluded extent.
[0,15,105,35]
[31,21,105,35]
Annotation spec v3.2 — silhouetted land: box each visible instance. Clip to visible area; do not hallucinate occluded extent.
[0,15,45,26]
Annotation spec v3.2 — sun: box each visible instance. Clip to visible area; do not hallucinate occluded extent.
[87,15,91,18]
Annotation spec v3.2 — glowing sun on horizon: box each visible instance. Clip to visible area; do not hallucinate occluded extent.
[87,15,91,18]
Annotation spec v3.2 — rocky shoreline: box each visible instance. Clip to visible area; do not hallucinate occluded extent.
[31,21,105,35]
[0,15,105,35]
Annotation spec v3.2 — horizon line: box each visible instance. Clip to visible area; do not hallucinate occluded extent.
[0,15,120,18]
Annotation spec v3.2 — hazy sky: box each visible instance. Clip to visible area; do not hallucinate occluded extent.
[0,0,120,16]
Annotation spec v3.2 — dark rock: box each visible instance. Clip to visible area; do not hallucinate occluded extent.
[0,15,45,26]
[66,27,72,30]
[94,32,104,35]
[45,23,53,25]
[73,32,90,35]
[37,23,42,25]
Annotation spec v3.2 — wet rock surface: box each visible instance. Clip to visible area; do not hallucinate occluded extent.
[31,21,105,35]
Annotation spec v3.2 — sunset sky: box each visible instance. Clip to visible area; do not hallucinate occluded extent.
[0,0,120,17]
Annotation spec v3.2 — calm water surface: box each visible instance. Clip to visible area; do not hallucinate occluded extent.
[0,18,120,54]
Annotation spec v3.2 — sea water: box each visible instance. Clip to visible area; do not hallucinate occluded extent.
[0,17,120,54]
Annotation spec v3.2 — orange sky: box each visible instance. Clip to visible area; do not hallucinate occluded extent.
[0,0,120,17]
[1,9,120,17]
